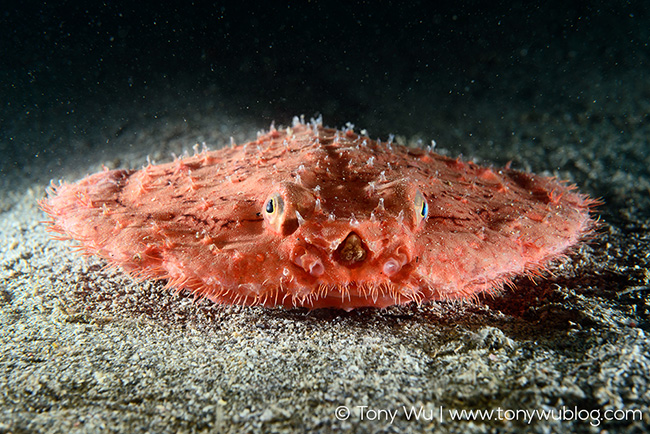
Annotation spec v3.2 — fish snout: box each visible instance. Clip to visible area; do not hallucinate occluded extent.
[334,232,368,267]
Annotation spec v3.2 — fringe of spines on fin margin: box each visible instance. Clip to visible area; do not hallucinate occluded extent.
[475,201,601,301]
[296,282,424,308]
[466,251,566,302]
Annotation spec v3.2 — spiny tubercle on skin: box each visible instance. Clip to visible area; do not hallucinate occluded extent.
[40,116,597,310]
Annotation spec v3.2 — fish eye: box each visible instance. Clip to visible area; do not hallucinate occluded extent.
[265,194,283,216]
[263,193,290,234]
[263,183,315,235]
[414,190,427,224]
[265,197,275,214]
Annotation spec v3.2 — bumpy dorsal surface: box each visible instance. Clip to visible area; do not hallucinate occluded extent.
[41,119,595,309]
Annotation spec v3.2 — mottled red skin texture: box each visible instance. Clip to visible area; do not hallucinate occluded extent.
[40,120,597,310]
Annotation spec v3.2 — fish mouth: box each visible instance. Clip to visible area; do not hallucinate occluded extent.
[291,229,414,280]
[333,232,368,268]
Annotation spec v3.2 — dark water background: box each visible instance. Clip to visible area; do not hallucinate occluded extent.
[2,1,648,177]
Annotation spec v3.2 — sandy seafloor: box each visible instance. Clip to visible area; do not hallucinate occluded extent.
[2,3,650,434]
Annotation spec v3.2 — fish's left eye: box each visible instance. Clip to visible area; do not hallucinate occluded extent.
[414,190,427,225]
